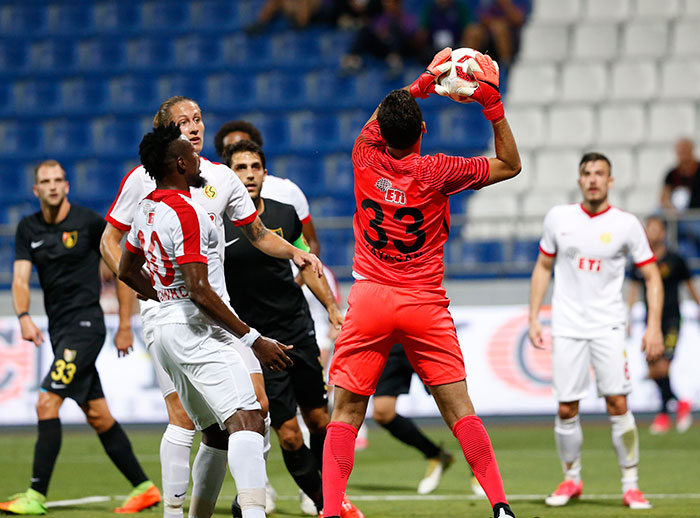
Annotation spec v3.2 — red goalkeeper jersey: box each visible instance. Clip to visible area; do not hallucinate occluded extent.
[351,120,490,287]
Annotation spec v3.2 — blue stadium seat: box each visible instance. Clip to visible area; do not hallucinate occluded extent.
[317,228,355,267]
[190,1,239,31]
[0,162,33,200]
[237,113,289,151]
[0,39,28,73]
[28,39,76,72]
[91,116,148,154]
[60,78,108,114]
[46,4,95,35]
[94,2,142,32]
[266,32,318,68]
[336,110,366,147]
[1,201,37,226]
[0,121,41,160]
[452,241,506,264]
[13,80,60,115]
[205,73,254,110]
[269,155,324,197]
[42,119,92,156]
[353,71,388,108]
[220,33,254,67]
[157,76,205,106]
[287,112,337,152]
[303,70,354,110]
[76,38,126,71]
[71,159,125,200]
[174,34,222,68]
[108,75,158,112]
[309,195,356,218]
[0,82,13,117]
[255,71,305,109]
[0,4,47,36]
[140,1,190,30]
[322,154,354,195]
[437,106,491,149]
[125,36,173,70]
[513,239,540,264]
[318,31,353,67]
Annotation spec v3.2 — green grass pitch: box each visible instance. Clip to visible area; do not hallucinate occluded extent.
[1,416,698,517]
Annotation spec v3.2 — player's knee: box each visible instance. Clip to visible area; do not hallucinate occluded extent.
[276,422,303,450]
[36,393,61,419]
[558,403,579,420]
[165,394,195,430]
[605,396,628,416]
[372,407,395,425]
[302,407,330,434]
[201,424,229,450]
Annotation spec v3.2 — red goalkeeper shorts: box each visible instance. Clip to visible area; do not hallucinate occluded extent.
[329,280,466,396]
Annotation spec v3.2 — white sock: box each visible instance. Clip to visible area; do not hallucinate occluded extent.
[188,442,228,518]
[160,425,195,518]
[554,415,583,482]
[228,431,266,518]
[263,415,272,462]
[610,411,639,493]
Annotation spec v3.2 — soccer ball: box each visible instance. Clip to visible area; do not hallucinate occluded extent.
[436,48,482,104]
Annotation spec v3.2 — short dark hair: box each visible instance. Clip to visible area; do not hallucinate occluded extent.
[377,89,423,150]
[153,96,198,128]
[139,123,183,181]
[34,159,66,182]
[579,152,612,175]
[214,120,264,158]
[222,139,266,170]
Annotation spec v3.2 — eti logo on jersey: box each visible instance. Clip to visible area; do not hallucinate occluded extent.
[375,178,406,205]
[577,256,602,272]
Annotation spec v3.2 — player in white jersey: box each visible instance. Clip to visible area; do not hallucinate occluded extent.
[528,152,664,510]
[100,97,321,518]
[119,124,308,518]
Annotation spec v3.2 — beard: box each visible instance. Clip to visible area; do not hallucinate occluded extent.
[191,174,207,189]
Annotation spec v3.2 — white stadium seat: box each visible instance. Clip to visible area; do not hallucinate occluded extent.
[636,146,676,189]
[672,20,700,55]
[547,105,595,147]
[634,0,680,19]
[624,187,660,217]
[572,24,618,60]
[464,191,519,239]
[534,149,582,192]
[597,104,646,145]
[560,62,608,103]
[488,152,533,194]
[520,24,569,62]
[648,103,696,144]
[504,107,546,150]
[682,0,700,17]
[506,63,558,105]
[584,0,631,21]
[622,21,669,58]
[531,0,581,22]
[660,59,700,99]
[522,191,572,220]
[610,60,657,101]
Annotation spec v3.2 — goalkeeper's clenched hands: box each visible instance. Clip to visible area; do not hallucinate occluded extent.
[409,47,453,99]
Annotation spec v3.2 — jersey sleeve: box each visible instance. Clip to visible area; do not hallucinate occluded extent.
[14,219,31,262]
[222,167,257,227]
[125,223,143,255]
[538,208,557,257]
[419,153,491,195]
[628,216,656,267]
[105,166,147,231]
[283,179,311,224]
[88,210,107,251]
[352,120,385,169]
[168,201,208,265]
[677,254,691,282]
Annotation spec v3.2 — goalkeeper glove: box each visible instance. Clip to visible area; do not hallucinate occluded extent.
[468,52,504,122]
[409,47,453,99]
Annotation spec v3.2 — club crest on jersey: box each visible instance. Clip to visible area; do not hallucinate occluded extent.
[269,227,284,238]
[208,213,215,222]
[600,232,612,244]
[63,349,77,362]
[204,185,217,199]
[375,178,406,205]
[62,231,77,249]
[147,212,155,225]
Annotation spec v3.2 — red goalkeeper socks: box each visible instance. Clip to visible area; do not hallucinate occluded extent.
[322,422,358,518]
[452,415,507,507]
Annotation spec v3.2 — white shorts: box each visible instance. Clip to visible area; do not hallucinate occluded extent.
[144,320,262,400]
[552,328,632,402]
[152,323,260,430]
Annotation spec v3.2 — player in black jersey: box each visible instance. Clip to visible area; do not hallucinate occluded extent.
[0,160,160,515]
[222,141,362,518]
[628,215,698,434]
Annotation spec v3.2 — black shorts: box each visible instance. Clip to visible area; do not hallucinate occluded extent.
[660,321,680,361]
[263,336,327,429]
[375,344,417,397]
[41,332,105,406]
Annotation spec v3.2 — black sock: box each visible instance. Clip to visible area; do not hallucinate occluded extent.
[281,445,323,511]
[310,430,326,471]
[30,418,62,496]
[380,414,441,459]
[654,376,677,413]
[98,422,148,487]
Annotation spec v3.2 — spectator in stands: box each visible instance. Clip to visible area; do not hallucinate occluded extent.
[322,0,383,30]
[660,138,700,213]
[246,0,321,33]
[340,0,419,77]
[464,0,528,66]
[416,0,472,61]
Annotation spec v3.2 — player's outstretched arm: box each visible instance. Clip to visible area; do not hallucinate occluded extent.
[242,215,322,277]
[12,259,44,347]
[528,252,554,349]
[180,262,293,371]
[639,262,664,361]
[118,249,159,302]
[301,267,344,331]
[485,117,521,186]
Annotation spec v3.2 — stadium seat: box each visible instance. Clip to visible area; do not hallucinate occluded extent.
[76,38,126,71]
[322,154,354,195]
[60,78,108,114]
[288,112,337,152]
[125,36,173,70]
[531,0,581,23]
[519,24,569,62]
[206,73,253,110]
[464,190,519,239]
[571,23,618,61]
[108,75,158,113]
[140,1,190,30]
[506,63,558,106]
[157,76,205,106]
[648,103,696,144]
[560,62,608,103]
[0,4,47,36]
[267,32,317,68]
[94,2,142,32]
[636,146,676,189]
[512,239,541,264]
[71,159,125,200]
[46,4,94,35]
[174,35,222,68]
[0,40,28,72]
[488,152,533,194]
[584,0,631,21]
[304,70,356,110]
[354,71,390,108]
[42,119,92,155]
[13,80,59,115]
[309,195,356,218]
[28,39,76,72]
[533,149,581,195]
[336,110,367,147]
[189,1,239,31]
[624,187,660,215]
[437,107,491,149]
[660,59,700,99]
[269,155,324,197]
[255,71,306,109]
[547,106,594,147]
[221,33,254,66]
[634,0,681,19]
[0,122,41,160]
[622,21,669,58]
[504,107,546,150]
[671,20,700,56]
[610,60,657,101]
[318,31,354,67]
[521,191,571,222]
[597,104,646,145]
[91,116,150,154]
[683,0,700,17]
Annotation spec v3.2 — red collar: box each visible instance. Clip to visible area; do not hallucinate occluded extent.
[579,203,612,218]
[148,189,191,201]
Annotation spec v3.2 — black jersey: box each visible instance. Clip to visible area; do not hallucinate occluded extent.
[15,204,107,339]
[632,249,690,325]
[223,198,315,345]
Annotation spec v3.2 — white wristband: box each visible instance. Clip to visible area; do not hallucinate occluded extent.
[239,327,261,348]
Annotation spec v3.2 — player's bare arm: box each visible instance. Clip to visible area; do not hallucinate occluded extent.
[485,117,521,186]
[639,261,664,361]
[528,252,555,349]
[12,259,44,347]
[301,266,344,331]
[241,215,322,276]
[118,249,159,302]
[684,278,700,309]
[302,219,321,256]
[180,262,293,371]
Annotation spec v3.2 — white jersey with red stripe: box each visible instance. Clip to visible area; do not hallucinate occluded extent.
[126,189,226,326]
[539,203,655,338]
[261,174,311,224]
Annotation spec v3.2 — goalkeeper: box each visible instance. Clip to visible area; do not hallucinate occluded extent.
[320,47,522,518]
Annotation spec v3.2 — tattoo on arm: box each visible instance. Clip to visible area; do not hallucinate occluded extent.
[242,218,269,243]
